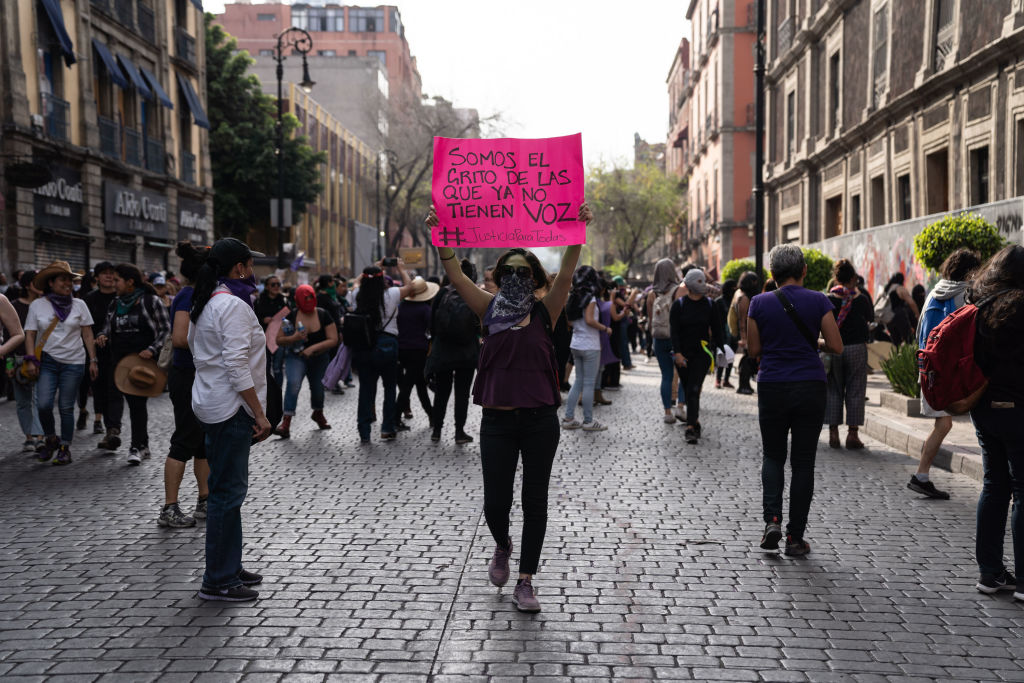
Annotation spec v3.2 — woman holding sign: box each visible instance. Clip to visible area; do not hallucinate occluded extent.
[427,203,591,614]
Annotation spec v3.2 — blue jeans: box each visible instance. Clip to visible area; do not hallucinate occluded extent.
[200,408,254,590]
[36,355,85,444]
[565,348,600,423]
[354,334,399,439]
[653,338,683,409]
[283,352,329,416]
[972,400,1024,578]
[13,374,43,437]
[758,381,826,540]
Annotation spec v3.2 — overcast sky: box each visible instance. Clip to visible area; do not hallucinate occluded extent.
[205,1,690,171]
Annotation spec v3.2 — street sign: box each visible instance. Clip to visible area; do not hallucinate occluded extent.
[270,198,293,228]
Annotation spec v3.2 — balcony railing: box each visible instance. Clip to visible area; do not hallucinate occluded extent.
[98,116,120,158]
[42,93,70,142]
[182,151,196,184]
[114,0,133,27]
[124,127,143,166]
[137,3,155,43]
[175,27,196,67]
[778,15,796,56]
[145,137,164,174]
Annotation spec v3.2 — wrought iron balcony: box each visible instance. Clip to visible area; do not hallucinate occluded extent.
[182,151,196,184]
[145,137,164,174]
[98,116,120,158]
[175,26,196,67]
[777,15,796,56]
[137,3,155,43]
[124,127,143,167]
[42,93,70,142]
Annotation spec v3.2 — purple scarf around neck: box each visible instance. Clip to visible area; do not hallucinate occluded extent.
[46,294,74,322]
[218,277,257,308]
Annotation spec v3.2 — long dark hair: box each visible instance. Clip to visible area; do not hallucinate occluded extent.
[175,241,207,285]
[355,266,387,330]
[970,245,1024,347]
[115,264,156,296]
[738,271,760,299]
[190,253,233,324]
[566,265,599,321]
[719,279,737,305]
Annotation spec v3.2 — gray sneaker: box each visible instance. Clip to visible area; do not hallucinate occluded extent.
[582,420,608,432]
[157,503,196,528]
[488,540,512,587]
[512,579,541,613]
[127,448,142,466]
[193,496,208,520]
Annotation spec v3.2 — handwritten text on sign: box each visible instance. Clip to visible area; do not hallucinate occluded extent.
[431,134,585,248]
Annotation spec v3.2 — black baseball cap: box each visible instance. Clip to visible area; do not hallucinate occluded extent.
[93,261,116,275]
[209,237,264,268]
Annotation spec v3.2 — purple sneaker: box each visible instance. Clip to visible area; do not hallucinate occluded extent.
[512,579,541,613]
[52,444,72,466]
[36,436,59,464]
[488,540,512,587]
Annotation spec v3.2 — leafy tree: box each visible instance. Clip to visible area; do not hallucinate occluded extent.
[586,162,684,269]
[603,260,629,278]
[802,248,834,292]
[913,212,1005,271]
[720,259,767,284]
[204,14,326,244]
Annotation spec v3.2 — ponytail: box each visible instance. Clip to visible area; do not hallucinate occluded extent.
[190,257,223,323]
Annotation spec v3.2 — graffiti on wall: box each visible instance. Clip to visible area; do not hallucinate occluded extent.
[806,198,1024,298]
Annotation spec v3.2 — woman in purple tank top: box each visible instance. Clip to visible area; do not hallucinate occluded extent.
[427,203,592,614]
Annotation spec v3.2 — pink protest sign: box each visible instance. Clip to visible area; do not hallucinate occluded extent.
[431,133,585,248]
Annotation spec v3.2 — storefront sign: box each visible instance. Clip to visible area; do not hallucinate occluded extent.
[103,181,169,239]
[33,164,85,233]
[178,197,210,244]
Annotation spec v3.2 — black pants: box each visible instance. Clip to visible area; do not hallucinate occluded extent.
[677,351,711,427]
[738,353,756,391]
[397,348,432,417]
[77,362,91,411]
[479,406,559,575]
[168,366,205,463]
[92,348,112,421]
[758,381,826,540]
[432,367,474,433]
[602,362,620,388]
[107,353,149,448]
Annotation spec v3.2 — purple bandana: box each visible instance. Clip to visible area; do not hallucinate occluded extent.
[218,276,257,308]
[482,273,536,334]
[46,294,74,322]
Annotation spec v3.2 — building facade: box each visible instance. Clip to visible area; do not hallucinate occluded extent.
[682,0,759,274]
[764,0,1024,246]
[0,0,212,277]
[666,38,691,260]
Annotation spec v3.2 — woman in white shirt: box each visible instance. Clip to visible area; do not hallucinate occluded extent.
[561,266,610,432]
[23,261,99,465]
[187,238,271,603]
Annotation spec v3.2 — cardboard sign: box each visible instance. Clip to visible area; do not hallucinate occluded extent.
[399,247,424,266]
[431,134,585,248]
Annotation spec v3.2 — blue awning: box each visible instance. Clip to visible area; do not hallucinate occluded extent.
[91,40,126,89]
[116,54,151,99]
[176,73,210,129]
[140,66,173,109]
[40,0,76,66]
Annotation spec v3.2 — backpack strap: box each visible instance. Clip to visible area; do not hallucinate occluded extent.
[773,289,818,352]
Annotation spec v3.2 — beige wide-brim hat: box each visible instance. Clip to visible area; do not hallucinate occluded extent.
[404,276,440,302]
[33,260,84,291]
[114,355,168,398]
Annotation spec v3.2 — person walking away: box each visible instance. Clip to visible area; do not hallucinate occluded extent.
[612,276,635,370]
[882,273,919,346]
[275,284,339,438]
[94,265,170,465]
[159,243,212,528]
[427,260,481,444]
[427,203,591,613]
[714,279,737,389]
[911,249,982,500]
[84,262,117,435]
[826,259,874,450]
[561,266,608,432]
[8,271,43,451]
[647,259,684,423]
[255,275,287,387]
[734,272,760,395]
[351,259,416,442]
[396,276,438,430]
[23,262,100,464]
[670,269,724,444]
[188,237,272,602]
[597,282,625,396]
[746,245,843,556]
[0,293,27,441]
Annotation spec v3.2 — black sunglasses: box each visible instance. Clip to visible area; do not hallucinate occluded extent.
[495,264,533,282]
[268,281,281,287]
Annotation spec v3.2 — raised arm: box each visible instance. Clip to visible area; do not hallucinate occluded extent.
[0,294,25,358]
[542,203,591,321]
[427,207,494,318]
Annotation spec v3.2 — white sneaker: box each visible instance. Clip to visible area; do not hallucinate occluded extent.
[561,419,583,430]
[582,420,608,432]
[663,414,676,424]
[139,446,151,460]
[674,407,686,422]
[127,448,142,466]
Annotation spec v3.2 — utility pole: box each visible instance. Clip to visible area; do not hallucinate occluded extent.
[754,0,766,281]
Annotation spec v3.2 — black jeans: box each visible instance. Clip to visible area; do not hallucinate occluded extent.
[107,353,149,448]
[168,366,205,463]
[479,406,560,575]
[397,348,432,417]
[738,353,756,391]
[758,381,826,540]
[972,399,1024,578]
[677,351,711,427]
[432,367,474,433]
[93,348,113,422]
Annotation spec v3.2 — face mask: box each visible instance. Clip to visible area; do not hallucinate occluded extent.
[243,273,258,288]
[498,273,535,304]
[73,284,81,292]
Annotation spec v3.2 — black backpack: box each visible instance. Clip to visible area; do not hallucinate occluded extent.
[433,287,479,343]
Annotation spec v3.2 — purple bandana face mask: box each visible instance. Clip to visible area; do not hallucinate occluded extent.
[483,272,535,334]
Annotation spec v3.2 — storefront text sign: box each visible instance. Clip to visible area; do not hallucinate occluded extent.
[103,181,169,239]
[178,197,210,245]
[33,165,84,233]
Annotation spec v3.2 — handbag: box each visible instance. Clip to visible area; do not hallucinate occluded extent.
[156,334,174,371]
[321,345,351,389]
[18,316,60,383]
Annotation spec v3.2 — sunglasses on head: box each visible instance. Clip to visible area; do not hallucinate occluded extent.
[495,264,533,282]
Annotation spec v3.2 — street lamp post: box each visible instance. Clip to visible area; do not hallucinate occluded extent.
[375,149,396,261]
[753,0,766,280]
[274,27,315,269]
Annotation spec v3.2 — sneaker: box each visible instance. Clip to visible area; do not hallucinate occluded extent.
[52,444,72,466]
[93,420,104,435]
[663,414,676,424]
[430,429,442,442]
[98,428,121,451]
[562,419,583,430]
[760,517,782,550]
[455,431,474,445]
[157,503,196,528]
[127,448,142,466]
[582,420,608,432]
[198,584,259,602]
[604,385,621,392]
[737,387,755,395]
[193,496,208,520]
[674,406,687,422]
[238,569,263,586]
[908,476,950,500]
[722,380,735,389]
[976,568,1017,594]
[715,380,722,389]
[488,540,513,587]
[684,426,698,444]
[512,579,541,613]
[36,436,59,463]
[139,446,151,460]
[381,432,396,441]
[21,439,35,453]
[784,535,811,556]
[76,409,89,431]
[395,421,411,432]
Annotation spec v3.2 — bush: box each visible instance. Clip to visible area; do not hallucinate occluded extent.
[802,248,834,292]
[720,259,768,285]
[604,260,629,279]
[912,212,1005,272]
[881,343,920,398]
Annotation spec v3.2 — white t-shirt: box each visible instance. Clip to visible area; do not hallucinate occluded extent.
[24,298,93,364]
[569,301,601,352]
[381,287,400,336]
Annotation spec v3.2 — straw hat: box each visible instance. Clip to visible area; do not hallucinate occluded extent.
[404,276,440,302]
[114,355,168,397]
[32,260,83,291]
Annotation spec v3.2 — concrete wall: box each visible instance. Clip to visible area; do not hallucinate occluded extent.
[805,197,1024,297]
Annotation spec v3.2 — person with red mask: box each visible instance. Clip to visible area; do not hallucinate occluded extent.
[275,284,338,438]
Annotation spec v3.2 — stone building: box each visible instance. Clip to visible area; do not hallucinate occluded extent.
[666,37,691,259]
[0,0,212,277]
[765,0,1024,246]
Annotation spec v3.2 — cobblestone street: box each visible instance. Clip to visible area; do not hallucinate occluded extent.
[0,356,1022,682]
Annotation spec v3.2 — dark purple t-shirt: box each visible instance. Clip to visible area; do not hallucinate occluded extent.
[747,285,833,384]
[170,287,194,371]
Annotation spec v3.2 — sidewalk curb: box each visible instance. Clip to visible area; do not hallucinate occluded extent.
[863,411,984,483]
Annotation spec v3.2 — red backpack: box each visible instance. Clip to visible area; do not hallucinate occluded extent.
[917,303,988,415]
